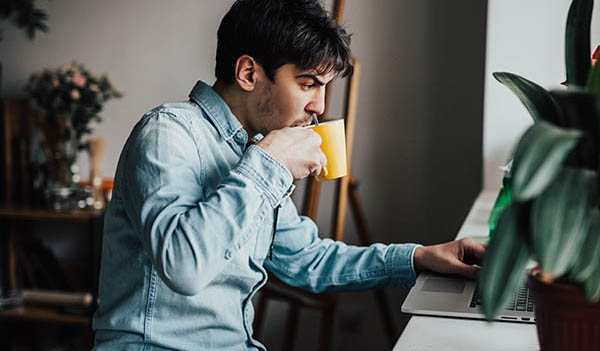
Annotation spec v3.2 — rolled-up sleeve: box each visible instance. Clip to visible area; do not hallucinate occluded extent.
[235,145,294,207]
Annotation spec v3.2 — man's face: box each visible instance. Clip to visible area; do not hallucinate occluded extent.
[249,63,335,135]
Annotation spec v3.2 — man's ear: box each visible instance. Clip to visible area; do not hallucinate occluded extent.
[234,55,261,92]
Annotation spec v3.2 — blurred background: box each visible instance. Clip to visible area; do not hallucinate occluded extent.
[1,0,599,350]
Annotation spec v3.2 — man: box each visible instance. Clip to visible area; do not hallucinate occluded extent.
[92,0,485,350]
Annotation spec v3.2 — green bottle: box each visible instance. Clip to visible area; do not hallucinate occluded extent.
[488,171,512,241]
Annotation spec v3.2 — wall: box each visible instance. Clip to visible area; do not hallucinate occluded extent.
[0,1,487,350]
[483,0,600,190]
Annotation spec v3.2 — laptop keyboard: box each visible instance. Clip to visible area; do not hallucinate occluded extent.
[470,285,534,312]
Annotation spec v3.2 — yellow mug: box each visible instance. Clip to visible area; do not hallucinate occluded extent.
[307,119,347,181]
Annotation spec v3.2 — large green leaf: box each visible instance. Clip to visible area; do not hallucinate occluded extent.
[550,90,600,169]
[530,167,597,277]
[584,255,600,302]
[565,0,594,86]
[511,121,581,201]
[493,72,561,124]
[581,203,600,302]
[570,209,600,283]
[479,203,530,320]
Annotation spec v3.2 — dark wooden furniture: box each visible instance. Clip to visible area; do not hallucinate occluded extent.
[0,95,105,351]
[0,207,104,351]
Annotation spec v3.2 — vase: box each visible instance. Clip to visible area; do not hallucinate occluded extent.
[42,124,82,211]
[529,272,600,351]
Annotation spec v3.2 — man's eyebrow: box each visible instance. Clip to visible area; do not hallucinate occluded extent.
[295,74,325,86]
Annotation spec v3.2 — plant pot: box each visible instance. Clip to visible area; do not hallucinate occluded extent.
[529,273,600,351]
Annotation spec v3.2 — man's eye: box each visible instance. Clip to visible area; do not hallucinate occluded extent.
[302,83,315,89]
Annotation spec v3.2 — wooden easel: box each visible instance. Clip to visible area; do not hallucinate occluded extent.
[253,1,399,349]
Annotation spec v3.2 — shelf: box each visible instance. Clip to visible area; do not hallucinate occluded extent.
[0,207,103,222]
[0,207,103,334]
[0,305,91,326]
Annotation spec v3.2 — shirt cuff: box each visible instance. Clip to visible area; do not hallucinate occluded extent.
[235,145,294,207]
[385,243,423,289]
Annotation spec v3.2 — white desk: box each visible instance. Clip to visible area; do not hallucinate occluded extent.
[393,190,540,351]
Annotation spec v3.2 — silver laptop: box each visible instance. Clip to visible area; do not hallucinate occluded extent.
[401,271,535,323]
[403,191,536,323]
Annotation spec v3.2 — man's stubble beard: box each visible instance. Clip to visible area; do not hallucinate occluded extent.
[254,82,309,134]
[255,83,281,135]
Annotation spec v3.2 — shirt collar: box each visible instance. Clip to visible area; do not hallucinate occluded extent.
[189,80,244,141]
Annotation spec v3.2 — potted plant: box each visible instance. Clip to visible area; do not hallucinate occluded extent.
[478,0,600,349]
[0,0,49,96]
[25,63,122,210]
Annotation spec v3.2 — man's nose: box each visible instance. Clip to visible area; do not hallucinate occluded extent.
[306,87,326,115]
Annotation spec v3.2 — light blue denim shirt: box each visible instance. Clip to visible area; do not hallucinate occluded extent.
[92,81,420,351]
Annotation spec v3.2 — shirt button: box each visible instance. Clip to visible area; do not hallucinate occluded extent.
[236,132,244,139]
[224,250,232,260]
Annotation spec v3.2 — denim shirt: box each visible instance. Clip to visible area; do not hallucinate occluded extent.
[92,81,420,351]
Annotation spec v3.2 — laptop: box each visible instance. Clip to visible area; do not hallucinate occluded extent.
[401,271,535,324]
[402,190,536,323]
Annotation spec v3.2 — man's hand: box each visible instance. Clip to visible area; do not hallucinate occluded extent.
[256,127,327,180]
[413,237,486,279]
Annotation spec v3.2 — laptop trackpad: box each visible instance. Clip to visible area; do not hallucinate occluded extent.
[421,277,465,294]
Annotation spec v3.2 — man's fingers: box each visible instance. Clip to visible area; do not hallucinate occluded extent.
[414,240,485,279]
[453,261,480,280]
[461,237,486,264]
[256,126,329,180]
[308,148,326,177]
[471,242,486,262]
[309,160,322,177]
[308,129,322,146]
[319,150,327,167]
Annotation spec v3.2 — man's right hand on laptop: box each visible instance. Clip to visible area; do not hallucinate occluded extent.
[413,237,486,279]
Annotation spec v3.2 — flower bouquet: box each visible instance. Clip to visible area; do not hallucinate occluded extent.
[25,63,122,210]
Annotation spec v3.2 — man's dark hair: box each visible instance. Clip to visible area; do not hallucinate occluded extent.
[215,0,353,83]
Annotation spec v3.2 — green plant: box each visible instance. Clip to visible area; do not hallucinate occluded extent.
[478,0,600,319]
[0,0,48,41]
[25,62,123,147]
[24,63,122,190]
